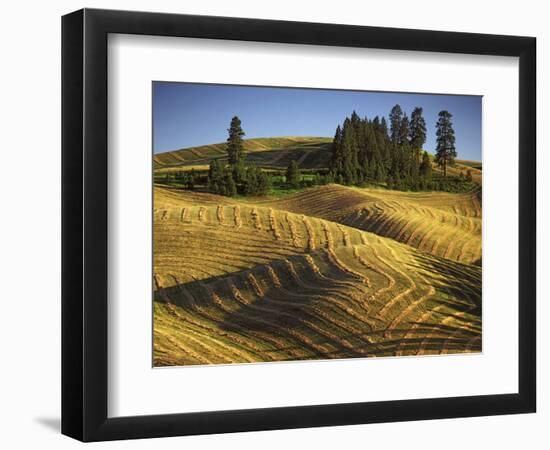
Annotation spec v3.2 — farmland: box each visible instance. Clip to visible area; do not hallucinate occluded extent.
[153,139,482,366]
[154,137,333,172]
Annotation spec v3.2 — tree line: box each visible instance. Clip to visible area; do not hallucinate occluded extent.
[159,107,473,197]
[328,106,460,191]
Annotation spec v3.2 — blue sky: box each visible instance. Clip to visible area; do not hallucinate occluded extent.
[153,82,482,161]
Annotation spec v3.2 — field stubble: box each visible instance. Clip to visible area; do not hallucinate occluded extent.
[153,184,482,366]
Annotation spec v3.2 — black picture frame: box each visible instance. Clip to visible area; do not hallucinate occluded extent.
[62,8,536,442]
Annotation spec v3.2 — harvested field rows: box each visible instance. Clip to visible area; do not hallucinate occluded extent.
[153,186,482,366]
[263,185,482,264]
[153,136,332,170]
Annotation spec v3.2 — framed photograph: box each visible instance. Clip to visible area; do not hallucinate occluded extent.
[62,8,536,441]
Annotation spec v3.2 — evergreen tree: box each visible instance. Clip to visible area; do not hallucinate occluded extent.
[419,151,432,179]
[207,159,224,194]
[375,125,391,171]
[223,167,237,197]
[286,160,301,188]
[434,110,457,177]
[244,166,258,195]
[398,113,410,146]
[257,169,271,196]
[356,120,369,172]
[380,116,389,139]
[389,104,404,143]
[226,116,245,166]
[409,107,427,150]
[366,126,383,180]
[329,125,344,174]
[341,118,359,184]
[411,147,421,185]
[408,108,425,187]
[399,140,413,184]
[350,110,361,131]
[232,160,246,185]
[374,160,385,182]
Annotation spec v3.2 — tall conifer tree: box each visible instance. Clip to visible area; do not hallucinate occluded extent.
[409,107,427,150]
[434,110,457,177]
[399,113,410,146]
[389,104,403,144]
[329,125,344,174]
[226,116,245,166]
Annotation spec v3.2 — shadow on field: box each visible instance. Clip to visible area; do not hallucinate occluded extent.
[245,146,331,170]
[407,252,482,307]
[153,250,482,363]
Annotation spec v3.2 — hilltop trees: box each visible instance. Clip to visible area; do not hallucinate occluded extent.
[329,104,429,190]
[434,110,457,177]
[196,107,466,197]
[328,105,468,192]
[206,116,273,197]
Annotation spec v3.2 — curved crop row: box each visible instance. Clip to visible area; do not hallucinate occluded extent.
[264,185,481,264]
[153,188,481,366]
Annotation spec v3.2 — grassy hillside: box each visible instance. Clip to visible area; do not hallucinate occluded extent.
[157,185,482,265]
[153,186,481,366]
[434,160,482,184]
[154,136,332,171]
[262,185,482,265]
[154,137,482,193]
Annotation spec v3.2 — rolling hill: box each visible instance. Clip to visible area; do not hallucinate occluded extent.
[152,134,482,366]
[153,186,481,366]
[154,136,333,171]
[435,160,482,184]
[157,184,482,265]
[262,185,482,265]
[154,136,482,188]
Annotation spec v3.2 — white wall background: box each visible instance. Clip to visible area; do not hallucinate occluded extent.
[0,0,546,448]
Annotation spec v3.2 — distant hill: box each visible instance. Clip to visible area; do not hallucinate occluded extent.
[154,136,481,187]
[154,136,332,171]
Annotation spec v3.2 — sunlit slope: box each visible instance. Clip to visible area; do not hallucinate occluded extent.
[263,185,482,265]
[434,160,482,184]
[153,188,481,366]
[154,136,332,171]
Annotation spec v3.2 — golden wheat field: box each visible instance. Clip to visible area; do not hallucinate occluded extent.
[153,179,482,366]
